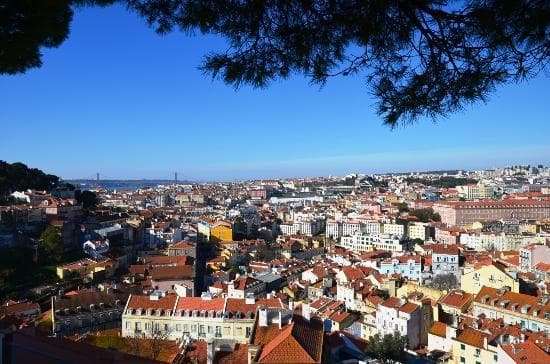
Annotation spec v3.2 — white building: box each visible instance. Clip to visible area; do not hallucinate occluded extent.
[382,223,405,238]
[376,297,421,349]
[340,233,406,253]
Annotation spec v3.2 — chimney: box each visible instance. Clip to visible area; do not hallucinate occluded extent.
[259,308,268,327]
[278,311,283,329]
[303,303,310,322]
[245,293,255,305]
[207,340,214,364]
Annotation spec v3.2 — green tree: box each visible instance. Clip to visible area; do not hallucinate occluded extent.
[429,273,458,291]
[409,207,440,223]
[254,243,280,262]
[365,332,407,363]
[412,238,424,247]
[40,225,64,263]
[75,190,99,209]
[2,1,548,126]
[228,253,252,272]
[396,202,409,213]
[0,160,60,200]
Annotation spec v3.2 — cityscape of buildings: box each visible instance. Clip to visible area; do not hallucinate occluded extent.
[0,163,550,363]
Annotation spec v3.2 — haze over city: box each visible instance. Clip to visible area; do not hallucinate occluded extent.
[1,1,549,364]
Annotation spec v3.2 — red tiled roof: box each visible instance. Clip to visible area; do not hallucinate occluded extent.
[175,297,225,312]
[126,294,177,311]
[255,316,323,363]
[440,290,473,309]
[456,327,488,349]
[431,244,459,255]
[501,340,550,364]
[225,298,282,316]
[149,265,193,280]
[429,322,447,337]
[216,343,249,364]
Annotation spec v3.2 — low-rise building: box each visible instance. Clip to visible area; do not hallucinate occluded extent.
[376,297,422,349]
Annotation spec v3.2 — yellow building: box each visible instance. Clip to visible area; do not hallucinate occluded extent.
[56,258,115,280]
[460,263,519,295]
[210,221,233,243]
[452,327,498,364]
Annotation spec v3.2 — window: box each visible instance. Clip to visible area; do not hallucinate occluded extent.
[460,357,465,363]
[164,324,169,332]
[125,321,130,329]
[246,326,252,338]
[494,355,498,362]
[208,326,212,334]
[176,324,181,332]
[460,344,465,350]
[145,322,150,330]
[215,326,222,337]
[475,348,481,357]
[135,322,141,331]
[199,325,205,336]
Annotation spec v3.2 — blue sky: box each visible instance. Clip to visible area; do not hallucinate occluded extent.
[1,4,548,181]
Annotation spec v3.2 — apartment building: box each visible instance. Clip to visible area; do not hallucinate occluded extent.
[472,286,550,332]
[122,293,284,343]
[379,256,422,281]
[461,263,519,295]
[382,223,405,238]
[519,243,550,271]
[376,297,422,349]
[431,243,460,282]
[339,233,407,253]
[433,200,550,226]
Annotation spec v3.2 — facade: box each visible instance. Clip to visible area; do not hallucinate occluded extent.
[519,243,550,271]
[460,264,519,295]
[339,233,406,253]
[380,256,422,280]
[433,200,550,226]
[325,220,342,240]
[376,297,422,349]
[472,286,550,333]
[167,241,196,258]
[210,221,233,243]
[459,183,494,200]
[382,223,405,238]
[431,244,460,281]
[227,277,266,299]
[52,291,128,336]
[122,294,284,343]
[452,327,498,364]
[408,222,430,241]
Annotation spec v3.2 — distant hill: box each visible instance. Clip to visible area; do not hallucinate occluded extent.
[66,179,195,191]
[0,160,60,199]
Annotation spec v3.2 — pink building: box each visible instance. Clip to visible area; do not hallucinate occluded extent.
[520,243,550,271]
[433,200,550,226]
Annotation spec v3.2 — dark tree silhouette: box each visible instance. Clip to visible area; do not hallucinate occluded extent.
[0,160,60,199]
[75,190,99,209]
[2,1,548,126]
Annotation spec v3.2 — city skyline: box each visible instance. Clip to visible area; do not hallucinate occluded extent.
[1,3,549,180]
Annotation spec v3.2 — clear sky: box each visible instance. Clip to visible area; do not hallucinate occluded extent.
[1,4,549,181]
